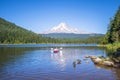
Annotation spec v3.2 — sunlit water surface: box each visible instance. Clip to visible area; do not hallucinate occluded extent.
[0,44,120,80]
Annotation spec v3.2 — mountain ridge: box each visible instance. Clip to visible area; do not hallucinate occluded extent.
[43,22,92,34]
[41,22,104,39]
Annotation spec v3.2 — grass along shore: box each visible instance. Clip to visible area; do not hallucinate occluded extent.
[99,42,120,54]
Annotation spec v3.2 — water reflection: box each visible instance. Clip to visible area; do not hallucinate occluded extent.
[73,61,76,69]
[50,47,106,69]
[0,46,120,80]
[50,49,66,68]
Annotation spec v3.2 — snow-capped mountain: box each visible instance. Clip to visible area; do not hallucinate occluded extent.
[43,22,91,34]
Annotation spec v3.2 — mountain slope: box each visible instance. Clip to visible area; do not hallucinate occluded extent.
[0,17,59,43]
[42,22,103,39]
[0,18,43,43]
[43,22,91,34]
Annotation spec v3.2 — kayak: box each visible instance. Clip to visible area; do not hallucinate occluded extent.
[53,48,59,53]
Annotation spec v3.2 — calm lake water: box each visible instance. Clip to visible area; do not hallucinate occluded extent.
[0,44,120,80]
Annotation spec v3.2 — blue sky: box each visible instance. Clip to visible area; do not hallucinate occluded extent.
[0,0,120,34]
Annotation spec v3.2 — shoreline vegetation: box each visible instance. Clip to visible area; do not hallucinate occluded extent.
[99,42,120,54]
[101,6,120,55]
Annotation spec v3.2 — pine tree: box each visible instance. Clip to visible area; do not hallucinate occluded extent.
[104,6,120,44]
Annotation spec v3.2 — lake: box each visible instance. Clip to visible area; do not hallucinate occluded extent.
[0,44,120,80]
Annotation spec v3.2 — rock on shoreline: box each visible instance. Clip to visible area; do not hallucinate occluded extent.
[87,56,120,68]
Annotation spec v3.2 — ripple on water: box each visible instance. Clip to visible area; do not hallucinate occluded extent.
[0,45,119,80]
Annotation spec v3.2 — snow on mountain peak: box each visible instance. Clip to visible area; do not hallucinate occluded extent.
[43,22,91,34]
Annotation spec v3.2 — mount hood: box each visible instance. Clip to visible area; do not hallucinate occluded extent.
[43,22,91,34]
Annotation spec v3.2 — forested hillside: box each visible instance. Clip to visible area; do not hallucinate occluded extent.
[101,6,120,54]
[103,7,120,44]
[0,18,58,44]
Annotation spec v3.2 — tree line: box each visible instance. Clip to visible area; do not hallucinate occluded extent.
[103,7,120,44]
